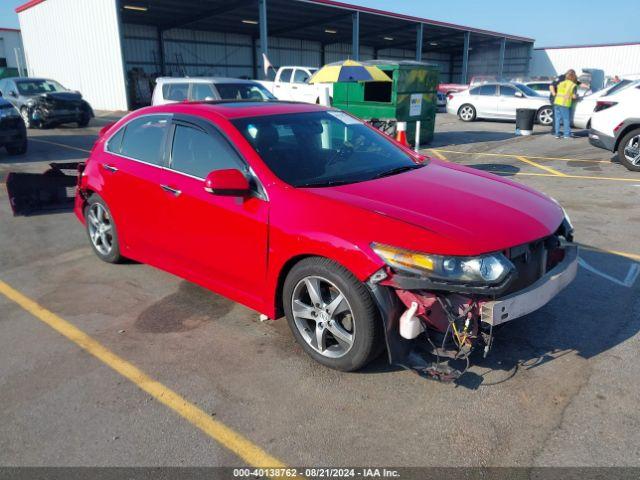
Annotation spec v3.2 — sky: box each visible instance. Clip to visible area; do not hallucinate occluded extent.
[0,0,637,47]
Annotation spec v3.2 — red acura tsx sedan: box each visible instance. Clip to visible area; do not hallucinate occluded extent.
[75,101,577,380]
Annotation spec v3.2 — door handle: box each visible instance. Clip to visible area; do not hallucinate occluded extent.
[160,184,182,197]
[292,86,298,89]
[102,163,118,173]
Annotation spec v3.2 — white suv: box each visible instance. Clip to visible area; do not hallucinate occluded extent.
[589,81,640,171]
[152,77,276,105]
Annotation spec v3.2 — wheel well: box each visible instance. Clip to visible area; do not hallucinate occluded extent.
[614,124,640,152]
[78,188,97,216]
[273,254,314,318]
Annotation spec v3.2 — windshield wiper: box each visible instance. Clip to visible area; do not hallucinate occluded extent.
[298,179,360,188]
[373,164,425,179]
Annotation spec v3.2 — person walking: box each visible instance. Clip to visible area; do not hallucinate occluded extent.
[553,70,578,139]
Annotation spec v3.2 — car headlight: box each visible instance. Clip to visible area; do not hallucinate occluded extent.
[371,243,514,285]
[0,107,20,119]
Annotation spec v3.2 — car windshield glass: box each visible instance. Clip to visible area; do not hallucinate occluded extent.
[231,111,422,187]
[215,83,276,101]
[16,79,66,95]
[513,83,539,97]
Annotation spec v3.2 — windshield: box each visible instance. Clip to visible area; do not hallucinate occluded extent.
[16,79,66,96]
[216,83,276,101]
[232,111,421,187]
[513,83,539,97]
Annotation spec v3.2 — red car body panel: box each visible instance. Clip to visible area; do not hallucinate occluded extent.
[75,102,564,319]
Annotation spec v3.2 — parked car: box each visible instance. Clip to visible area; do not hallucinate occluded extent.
[437,82,468,96]
[0,94,27,155]
[573,79,635,129]
[589,82,640,171]
[524,80,552,97]
[436,91,447,108]
[73,100,577,379]
[259,66,332,104]
[447,82,554,125]
[152,77,276,106]
[0,77,93,129]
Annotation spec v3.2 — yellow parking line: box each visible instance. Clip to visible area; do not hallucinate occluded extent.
[0,279,287,470]
[483,169,638,183]
[432,148,609,164]
[516,155,567,177]
[427,149,448,161]
[30,138,91,154]
[578,244,640,262]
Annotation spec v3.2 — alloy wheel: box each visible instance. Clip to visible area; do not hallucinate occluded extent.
[87,203,114,255]
[459,106,474,121]
[623,135,640,166]
[291,276,354,358]
[20,108,31,128]
[538,108,553,125]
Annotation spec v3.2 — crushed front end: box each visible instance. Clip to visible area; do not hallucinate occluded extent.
[368,219,577,382]
[25,92,93,127]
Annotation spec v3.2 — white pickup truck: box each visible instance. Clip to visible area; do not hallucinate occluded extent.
[259,66,333,104]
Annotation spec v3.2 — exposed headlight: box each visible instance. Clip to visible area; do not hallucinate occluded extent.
[371,243,514,285]
[0,107,20,119]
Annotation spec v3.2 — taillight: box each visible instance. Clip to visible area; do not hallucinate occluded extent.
[613,122,624,134]
[447,94,454,100]
[98,122,115,137]
[594,101,617,112]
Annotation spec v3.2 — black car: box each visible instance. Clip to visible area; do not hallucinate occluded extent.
[0,95,27,155]
[0,77,93,129]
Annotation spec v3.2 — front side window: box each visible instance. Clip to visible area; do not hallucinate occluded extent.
[278,69,293,83]
[215,83,275,101]
[16,79,66,96]
[293,69,311,84]
[191,83,216,101]
[499,85,517,97]
[170,124,243,178]
[162,83,189,102]
[118,115,171,165]
[232,111,421,187]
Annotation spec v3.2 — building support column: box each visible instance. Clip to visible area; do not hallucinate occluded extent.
[258,0,268,78]
[525,43,533,76]
[461,31,470,84]
[157,28,166,75]
[497,37,506,79]
[320,43,326,67]
[415,23,423,62]
[352,11,360,60]
[251,36,258,79]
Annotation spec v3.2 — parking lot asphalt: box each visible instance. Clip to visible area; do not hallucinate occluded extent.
[1,112,639,468]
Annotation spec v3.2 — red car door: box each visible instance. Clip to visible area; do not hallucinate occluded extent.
[99,114,175,264]
[160,116,269,308]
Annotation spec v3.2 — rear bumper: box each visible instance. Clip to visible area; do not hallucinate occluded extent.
[589,129,615,151]
[480,245,578,326]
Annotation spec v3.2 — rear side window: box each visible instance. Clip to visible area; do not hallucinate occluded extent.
[118,115,171,165]
[162,83,189,102]
[191,83,216,101]
[106,128,125,154]
[278,69,293,83]
[170,124,243,178]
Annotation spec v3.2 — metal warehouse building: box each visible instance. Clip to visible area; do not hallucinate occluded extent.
[16,0,534,111]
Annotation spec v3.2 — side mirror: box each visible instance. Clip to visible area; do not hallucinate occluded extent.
[204,169,251,196]
[514,91,524,98]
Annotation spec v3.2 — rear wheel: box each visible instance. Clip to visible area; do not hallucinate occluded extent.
[283,257,383,371]
[458,104,476,122]
[536,106,554,126]
[618,128,640,172]
[84,194,123,263]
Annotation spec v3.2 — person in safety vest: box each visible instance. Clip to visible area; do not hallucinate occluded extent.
[552,70,578,139]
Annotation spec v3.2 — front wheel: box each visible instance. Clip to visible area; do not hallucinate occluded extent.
[77,114,91,128]
[84,194,123,263]
[458,104,476,122]
[536,106,554,126]
[618,128,640,172]
[283,257,383,371]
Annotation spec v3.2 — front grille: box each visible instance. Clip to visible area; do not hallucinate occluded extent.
[504,237,550,294]
[40,97,82,110]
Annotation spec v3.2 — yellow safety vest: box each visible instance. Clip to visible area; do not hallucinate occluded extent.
[554,80,576,107]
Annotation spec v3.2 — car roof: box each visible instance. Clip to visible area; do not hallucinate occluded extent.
[156,77,261,85]
[135,100,332,120]
[5,77,51,82]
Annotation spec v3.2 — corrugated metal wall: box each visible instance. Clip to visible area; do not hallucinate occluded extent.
[531,44,640,79]
[17,0,128,111]
[450,43,531,83]
[0,30,26,73]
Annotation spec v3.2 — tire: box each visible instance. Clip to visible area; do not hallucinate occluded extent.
[84,194,124,263]
[20,107,35,129]
[536,106,554,126]
[618,128,640,172]
[458,104,476,122]
[77,114,91,128]
[6,139,27,155]
[283,257,384,371]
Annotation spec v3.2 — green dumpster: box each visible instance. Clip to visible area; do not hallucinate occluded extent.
[331,60,440,146]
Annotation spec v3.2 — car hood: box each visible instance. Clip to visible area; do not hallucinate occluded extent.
[305,161,564,255]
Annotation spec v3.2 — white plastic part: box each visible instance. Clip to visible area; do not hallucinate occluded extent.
[399,301,424,340]
[319,87,331,106]
[414,120,421,152]
[259,314,269,322]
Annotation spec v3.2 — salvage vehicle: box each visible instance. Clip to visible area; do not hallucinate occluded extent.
[447,82,554,126]
[258,66,333,104]
[589,81,640,172]
[572,79,635,129]
[0,94,27,155]
[23,101,576,381]
[152,77,276,105]
[0,77,94,129]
